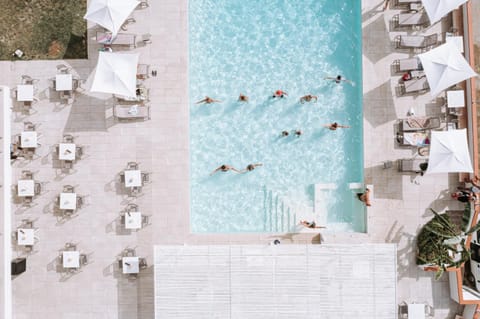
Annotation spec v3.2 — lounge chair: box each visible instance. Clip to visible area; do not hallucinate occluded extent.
[397,158,428,174]
[137,64,150,80]
[113,104,150,121]
[392,12,429,29]
[399,116,441,132]
[392,0,421,9]
[392,57,423,73]
[396,131,430,147]
[395,34,438,50]
[96,31,137,48]
[396,77,429,96]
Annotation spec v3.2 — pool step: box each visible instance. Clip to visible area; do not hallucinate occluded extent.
[313,183,338,227]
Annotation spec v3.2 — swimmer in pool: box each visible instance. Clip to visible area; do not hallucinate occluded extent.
[299,94,317,104]
[299,220,326,229]
[272,90,288,98]
[324,122,350,130]
[324,75,353,85]
[196,96,221,104]
[242,163,263,173]
[238,93,249,102]
[210,164,241,175]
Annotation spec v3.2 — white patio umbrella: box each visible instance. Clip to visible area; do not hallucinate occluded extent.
[417,42,477,97]
[425,129,473,174]
[84,0,139,36]
[90,51,139,97]
[421,0,468,25]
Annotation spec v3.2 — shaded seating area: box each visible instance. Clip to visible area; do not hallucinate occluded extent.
[391,12,429,29]
[394,34,438,50]
[119,162,151,196]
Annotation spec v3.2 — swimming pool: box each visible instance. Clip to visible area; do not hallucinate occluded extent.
[190,0,364,233]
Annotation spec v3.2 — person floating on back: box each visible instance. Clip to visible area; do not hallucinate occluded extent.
[324,122,350,130]
[299,94,317,104]
[238,93,249,102]
[210,164,241,175]
[324,75,354,85]
[299,220,326,229]
[196,96,221,104]
[272,90,287,98]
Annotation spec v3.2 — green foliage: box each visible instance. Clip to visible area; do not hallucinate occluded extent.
[0,0,87,60]
[416,208,476,280]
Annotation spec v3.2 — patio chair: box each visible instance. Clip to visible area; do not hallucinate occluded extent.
[76,196,84,209]
[141,215,150,227]
[126,203,139,212]
[80,253,88,266]
[141,172,150,183]
[75,146,84,159]
[391,12,428,29]
[118,259,123,269]
[395,34,438,50]
[139,257,148,269]
[23,197,33,206]
[60,90,73,101]
[137,0,149,9]
[22,219,34,229]
[63,134,74,143]
[398,158,428,174]
[131,186,141,197]
[123,248,136,257]
[23,121,35,131]
[34,182,42,196]
[65,242,76,250]
[137,64,150,80]
[425,305,434,317]
[63,185,75,193]
[121,18,136,31]
[127,162,139,170]
[63,160,73,169]
[399,116,441,132]
[22,170,33,179]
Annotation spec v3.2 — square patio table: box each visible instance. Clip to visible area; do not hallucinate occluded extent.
[63,251,80,268]
[447,90,465,108]
[446,35,464,53]
[17,229,35,246]
[17,180,34,197]
[17,85,34,102]
[408,303,425,319]
[122,257,140,274]
[21,131,37,148]
[60,193,77,210]
[55,74,73,91]
[125,212,142,229]
[59,143,76,160]
[124,170,142,187]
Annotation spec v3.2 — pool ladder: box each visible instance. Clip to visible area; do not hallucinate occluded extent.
[264,186,309,232]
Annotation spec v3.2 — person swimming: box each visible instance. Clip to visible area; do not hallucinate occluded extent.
[324,75,354,85]
[210,164,241,175]
[272,90,288,98]
[324,122,350,130]
[243,163,263,173]
[196,96,221,104]
[238,94,249,102]
[299,94,317,104]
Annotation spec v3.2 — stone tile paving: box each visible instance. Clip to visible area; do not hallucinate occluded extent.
[0,0,471,318]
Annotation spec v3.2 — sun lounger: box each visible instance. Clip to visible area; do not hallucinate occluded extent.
[395,34,438,50]
[392,57,423,73]
[392,12,429,29]
[397,158,428,174]
[396,131,430,147]
[392,0,421,9]
[113,104,150,121]
[399,116,441,132]
[397,77,429,95]
[96,31,137,48]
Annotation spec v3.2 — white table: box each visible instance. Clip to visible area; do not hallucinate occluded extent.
[17,229,34,246]
[408,303,425,319]
[59,143,76,160]
[122,256,139,274]
[21,131,38,148]
[446,35,464,53]
[63,251,80,268]
[125,212,142,229]
[55,74,73,91]
[124,170,142,187]
[17,85,34,101]
[60,193,77,210]
[447,90,465,108]
[17,180,34,197]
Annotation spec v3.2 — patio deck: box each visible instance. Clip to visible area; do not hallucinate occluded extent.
[0,0,473,318]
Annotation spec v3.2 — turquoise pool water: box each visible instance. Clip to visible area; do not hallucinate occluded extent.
[190,0,364,233]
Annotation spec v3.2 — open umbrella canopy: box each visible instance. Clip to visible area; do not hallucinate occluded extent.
[421,0,468,25]
[417,42,477,97]
[91,51,139,97]
[426,129,473,174]
[84,0,139,36]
